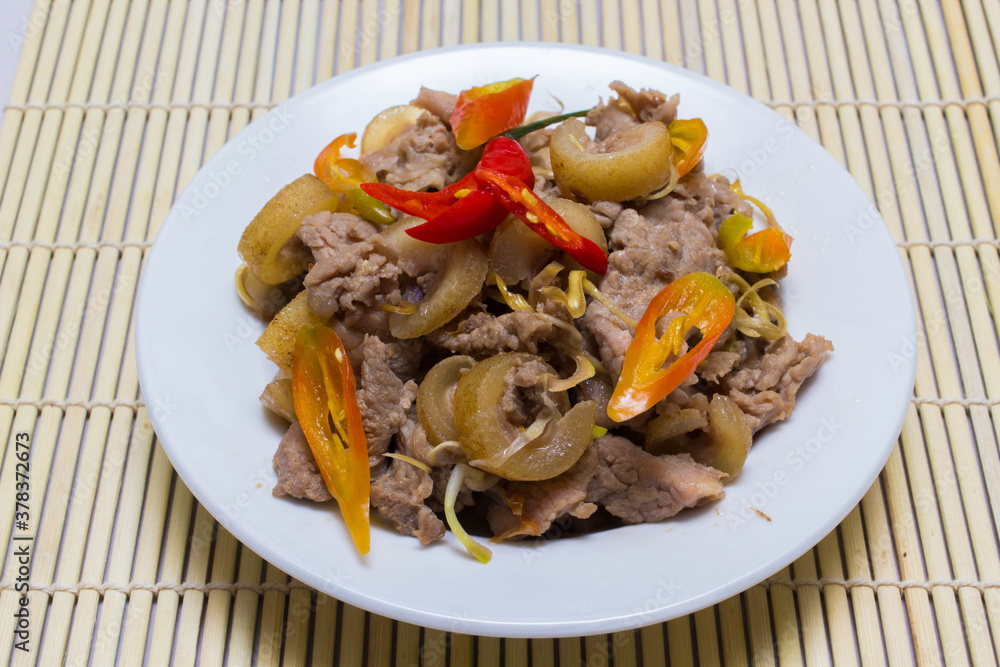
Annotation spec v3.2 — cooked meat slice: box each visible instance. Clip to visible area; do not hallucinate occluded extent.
[590,201,623,229]
[583,304,634,382]
[698,351,741,383]
[297,211,401,320]
[298,211,377,262]
[330,315,422,382]
[370,411,448,544]
[586,436,725,523]
[609,81,679,125]
[499,358,550,428]
[584,199,727,381]
[586,95,640,141]
[487,446,599,539]
[371,463,445,545]
[673,170,753,231]
[573,376,617,430]
[411,87,457,124]
[361,112,470,192]
[518,117,555,171]
[722,333,833,432]
[397,408,435,464]
[426,311,556,356]
[272,423,332,502]
[357,335,418,469]
[585,81,680,141]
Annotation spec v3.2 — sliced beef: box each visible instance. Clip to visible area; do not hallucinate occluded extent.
[412,87,457,125]
[370,410,448,544]
[371,462,445,544]
[499,358,550,428]
[488,446,599,539]
[573,376,617,430]
[331,315,422,382]
[586,436,725,523]
[722,333,833,432]
[361,112,471,192]
[357,335,418,469]
[584,198,726,381]
[426,311,556,356]
[272,423,331,502]
[673,170,753,232]
[586,81,680,141]
[297,211,401,320]
[590,201,623,229]
[298,211,376,261]
[610,81,679,125]
[698,351,741,383]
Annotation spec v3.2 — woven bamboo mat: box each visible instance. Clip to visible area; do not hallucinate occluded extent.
[1,0,999,664]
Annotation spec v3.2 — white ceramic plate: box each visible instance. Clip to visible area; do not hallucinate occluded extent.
[136,44,916,638]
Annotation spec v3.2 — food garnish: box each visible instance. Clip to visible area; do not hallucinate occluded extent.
[291,325,371,554]
[476,168,607,275]
[450,77,535,149]
[719,179,793,273]
[608,272,736,422]
[314,132,394,225]
[667,118,709,178]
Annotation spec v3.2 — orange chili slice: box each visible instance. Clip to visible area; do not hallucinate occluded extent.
[608,273,735,422]
[720,214,793,273]
[292,325,371,554]
[668,118,708,178]
[450,77,535,150]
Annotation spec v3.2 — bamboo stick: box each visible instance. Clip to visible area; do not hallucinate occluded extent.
[531,636,554,667]
[462,0,479,43]
[0,0,51,198]
[556,0,579,44]
[311,593,340,665]
[396,621,421,667]
[480,635,501,667]
[601,0,622,50]
[500,0,518,40]
[282,584,313,666]
[520,0,538,41]
[611,631,637,667]
[694,607,722,664]
[558,637,582,667]
[256,564,289,665]
[620,0,641,55]
[666,617,696,665]
[579,0,598,47]
[369,614,394,667]
[638,0,662,60]
[641,623,667,667]
[745,586,776,666]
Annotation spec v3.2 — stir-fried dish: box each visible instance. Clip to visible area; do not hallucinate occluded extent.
[235,78,833,561]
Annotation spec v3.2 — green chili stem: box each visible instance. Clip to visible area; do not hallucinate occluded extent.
[499,108,591,141]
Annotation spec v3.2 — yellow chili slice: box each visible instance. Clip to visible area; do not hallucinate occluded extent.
[291,325,371,554]
[667,118,708,178]
[719,214,793,273]
[608,272,735,422]
[719,179,793,273]
[314,133,393,224]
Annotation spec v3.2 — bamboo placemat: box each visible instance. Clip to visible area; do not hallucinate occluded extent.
[1,0,999,664]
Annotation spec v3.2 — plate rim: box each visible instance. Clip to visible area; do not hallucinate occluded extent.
[135,41,918,637]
